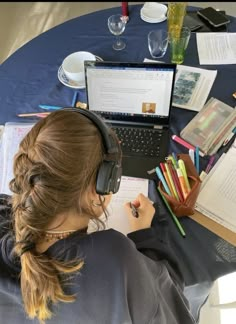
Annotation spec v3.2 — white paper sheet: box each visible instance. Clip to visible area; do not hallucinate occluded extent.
[172,65,217,112]
[0,123,34,195]
[197,33,236,65]
[195,142,236,233]
[88,176,149,235]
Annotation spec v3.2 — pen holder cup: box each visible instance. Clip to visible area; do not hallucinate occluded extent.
[158,154,202,217]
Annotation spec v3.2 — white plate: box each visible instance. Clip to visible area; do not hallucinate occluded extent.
[58,55,103,89]
[141,3,167,19]
[140,13,167,24]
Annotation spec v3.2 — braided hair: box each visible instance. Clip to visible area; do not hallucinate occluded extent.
[9,110,113,323]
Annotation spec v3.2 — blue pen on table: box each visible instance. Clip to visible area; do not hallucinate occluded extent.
[72,91,79,107]
[155,166,171,196]
[195,146,200,174]
[39,104,63,110]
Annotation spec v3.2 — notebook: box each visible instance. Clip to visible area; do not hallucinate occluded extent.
[84,61,176,179]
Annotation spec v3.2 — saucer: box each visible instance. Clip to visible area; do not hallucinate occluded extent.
[140,2,167,23]
[58,55,103,89]
[140,13,167,24]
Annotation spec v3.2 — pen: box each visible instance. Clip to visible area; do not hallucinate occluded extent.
[205,155,215,174]
[39,104,63,110]
[195,146,200,174]
[72,92,78,107]
[155,166,171,196]
[160,163,175,198]
[129,202,139,218]
[157,187,186,238]
[172,135,195,151]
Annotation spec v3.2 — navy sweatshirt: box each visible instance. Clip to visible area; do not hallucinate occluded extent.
[0,195,196,324]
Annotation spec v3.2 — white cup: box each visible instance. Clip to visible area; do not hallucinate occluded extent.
[62,51,96,83]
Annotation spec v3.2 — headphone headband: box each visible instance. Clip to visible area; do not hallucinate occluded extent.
[61,107,122,195]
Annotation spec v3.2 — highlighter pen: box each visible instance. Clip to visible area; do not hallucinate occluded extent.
[160,163,175,198]
[178,159,191,192]
[165,163,179,201]
[129,202,139,218]
[155,166,171,196]
[167,161,184,202]
[157,187,186,238]
[172,135,195,151]
[39,105,63,111]
[176,168,189,199]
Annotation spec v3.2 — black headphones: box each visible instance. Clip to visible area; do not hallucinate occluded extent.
[63,108,122,195]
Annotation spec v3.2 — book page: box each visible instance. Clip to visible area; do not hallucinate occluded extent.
[0,123,34,195]
[196,146,236,233]
[197,33,236,65]
[88,176,149,235]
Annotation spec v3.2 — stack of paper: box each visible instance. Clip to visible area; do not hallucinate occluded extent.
[197,33,236,65]
[195,140,236,233]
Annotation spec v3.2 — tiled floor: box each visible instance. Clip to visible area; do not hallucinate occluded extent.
[0,2,235,324]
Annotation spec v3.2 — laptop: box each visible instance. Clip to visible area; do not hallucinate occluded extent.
[84,61,176,179]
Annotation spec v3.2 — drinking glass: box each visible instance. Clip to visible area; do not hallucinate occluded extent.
[148,30,169,59]
[108,14,126,50]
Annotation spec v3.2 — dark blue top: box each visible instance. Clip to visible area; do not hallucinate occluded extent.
[0,195,196,324]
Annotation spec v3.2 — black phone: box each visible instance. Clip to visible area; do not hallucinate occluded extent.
[197,7,230,28]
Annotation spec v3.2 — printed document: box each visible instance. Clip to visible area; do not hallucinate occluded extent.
[88,176,149,235]
[172,65,217,112]
[0,123,34,195]
[197,33,236,65]
[195,140,236,233]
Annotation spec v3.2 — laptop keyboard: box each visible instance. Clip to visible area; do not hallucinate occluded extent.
[112,126,163,157]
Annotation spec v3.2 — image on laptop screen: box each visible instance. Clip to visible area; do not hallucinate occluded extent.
[84,62,176,126]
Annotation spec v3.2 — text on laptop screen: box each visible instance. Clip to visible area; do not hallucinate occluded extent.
[85,64,175,123]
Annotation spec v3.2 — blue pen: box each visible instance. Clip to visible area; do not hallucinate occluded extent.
[155,166,171,196]
[195,146,200,174]
[39,105,63,111]
[72,91,78,107]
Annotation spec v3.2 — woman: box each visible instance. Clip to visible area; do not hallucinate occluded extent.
[0,109,196,324]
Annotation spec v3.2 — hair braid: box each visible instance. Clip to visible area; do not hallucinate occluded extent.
[10,111,112,322]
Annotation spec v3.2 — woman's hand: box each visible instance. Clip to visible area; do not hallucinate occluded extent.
[124,193,155,232]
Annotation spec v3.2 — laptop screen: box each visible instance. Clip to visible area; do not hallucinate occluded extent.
[84,61,176,125]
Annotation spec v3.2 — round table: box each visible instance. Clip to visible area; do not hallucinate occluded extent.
[0,4,236,313]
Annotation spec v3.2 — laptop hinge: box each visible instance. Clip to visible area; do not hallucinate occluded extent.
[154,125,164,129]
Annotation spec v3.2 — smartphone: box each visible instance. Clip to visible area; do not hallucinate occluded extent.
[197,7,230,27]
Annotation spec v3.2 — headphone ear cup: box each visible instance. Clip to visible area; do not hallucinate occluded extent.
[96,160,122,195]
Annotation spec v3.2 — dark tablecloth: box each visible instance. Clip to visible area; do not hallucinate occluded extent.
[0,5,235,315]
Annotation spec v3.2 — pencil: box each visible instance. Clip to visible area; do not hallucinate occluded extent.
[157,187,186,238]
[17,112,51,117]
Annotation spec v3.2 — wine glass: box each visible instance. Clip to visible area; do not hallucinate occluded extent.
[108,14,126,51]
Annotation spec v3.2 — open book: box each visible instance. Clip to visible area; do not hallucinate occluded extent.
[195,139,236,233]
